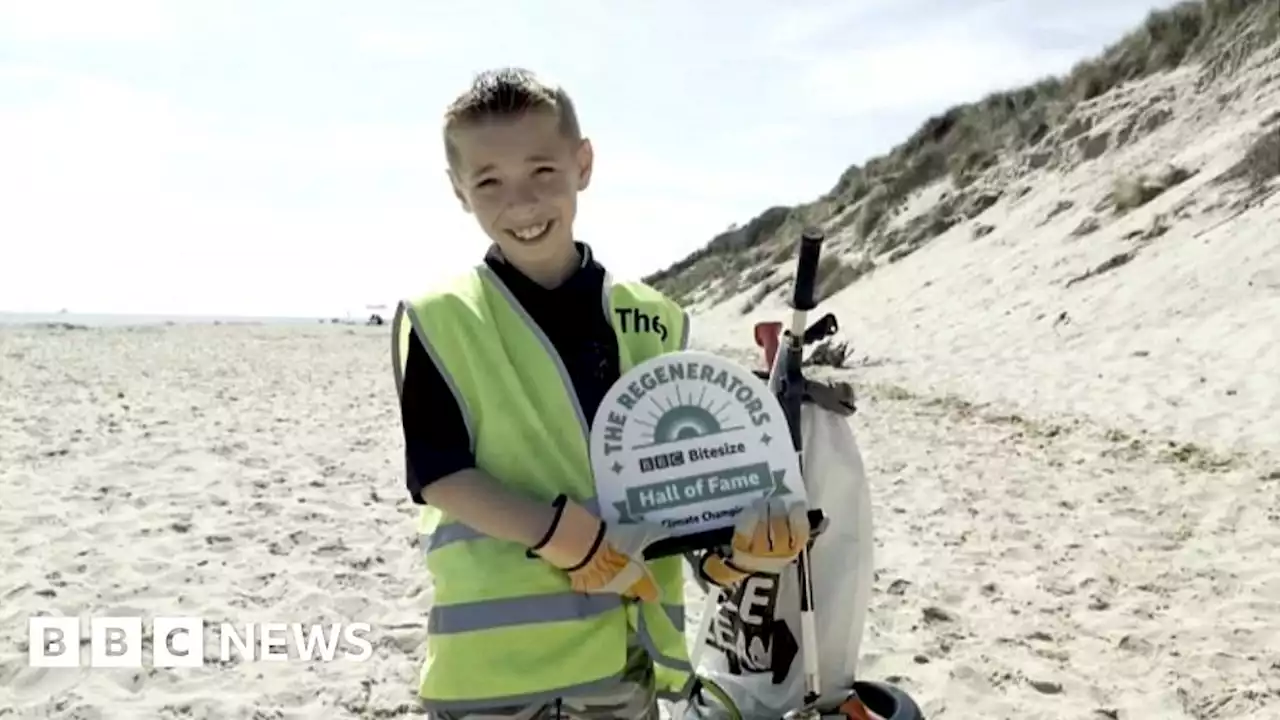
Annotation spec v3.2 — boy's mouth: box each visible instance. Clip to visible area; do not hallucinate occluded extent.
[506,220,553,243]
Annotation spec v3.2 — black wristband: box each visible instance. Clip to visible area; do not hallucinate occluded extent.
[563,521,607,573]
[526,494,569,558]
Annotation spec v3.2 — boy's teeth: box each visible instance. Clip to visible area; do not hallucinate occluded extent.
[513,222,549,240]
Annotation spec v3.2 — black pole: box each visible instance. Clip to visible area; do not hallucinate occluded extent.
[777,228,825,708]
[644,228,828,560]
[780,227,824,457]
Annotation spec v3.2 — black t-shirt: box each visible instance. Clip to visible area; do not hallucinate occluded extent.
[398,242,621,503]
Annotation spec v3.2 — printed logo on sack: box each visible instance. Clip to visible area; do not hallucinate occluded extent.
[27,616,373,667]
[706,574,799,684]
[589,350,800,535]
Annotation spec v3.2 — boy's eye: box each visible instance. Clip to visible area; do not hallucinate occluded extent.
[535,166,556,175]
[475,178,498,189]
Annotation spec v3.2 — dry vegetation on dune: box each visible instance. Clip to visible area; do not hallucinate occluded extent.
[644,0,1280,310]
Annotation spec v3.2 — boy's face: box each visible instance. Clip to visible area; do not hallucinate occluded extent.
[447,110,593,271]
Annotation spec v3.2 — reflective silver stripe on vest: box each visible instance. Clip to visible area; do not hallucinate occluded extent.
[661,602,683,631]
[478,264,590,439]
[679,309,692,350]
[421,496,603,552]
[390,302,408,398]
[429,592,622,634]
[426,590,686,636]
[634,602,693,673]
[600,270,614,325]
[399,301,477,454]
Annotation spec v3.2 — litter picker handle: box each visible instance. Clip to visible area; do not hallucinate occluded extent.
[781,228,826,456]
[642,509,827,559]
[792,228,825,312]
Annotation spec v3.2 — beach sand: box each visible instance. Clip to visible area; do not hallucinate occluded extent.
[1,315,1275,719]
[0,324,427,719]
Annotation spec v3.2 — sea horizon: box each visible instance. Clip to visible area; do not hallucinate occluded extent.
[0,310,374,328]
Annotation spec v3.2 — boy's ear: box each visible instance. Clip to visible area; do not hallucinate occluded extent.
[575,138,594,190]
[446,170,472,213]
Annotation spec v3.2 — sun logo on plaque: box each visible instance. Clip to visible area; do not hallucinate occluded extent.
[634,387,743,448]
[590,351,802,529]
[653,405,720,442]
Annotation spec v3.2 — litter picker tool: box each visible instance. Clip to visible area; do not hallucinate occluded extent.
[637,228,831,718]
[775,228,826,716]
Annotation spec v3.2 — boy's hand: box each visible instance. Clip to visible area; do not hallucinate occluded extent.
[530,495,670,602]
[698,497,811,588]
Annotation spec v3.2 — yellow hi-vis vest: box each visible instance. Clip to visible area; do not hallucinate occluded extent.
[391,263,694,711]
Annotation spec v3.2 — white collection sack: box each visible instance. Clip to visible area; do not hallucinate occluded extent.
[681,391,876,719]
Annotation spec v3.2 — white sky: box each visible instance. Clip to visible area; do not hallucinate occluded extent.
[0,0,1179,317]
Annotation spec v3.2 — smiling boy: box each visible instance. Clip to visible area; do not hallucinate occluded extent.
[391,67,810,719]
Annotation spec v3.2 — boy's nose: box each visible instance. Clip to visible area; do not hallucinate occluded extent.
[506,181,540,207]
[505,200,540,220]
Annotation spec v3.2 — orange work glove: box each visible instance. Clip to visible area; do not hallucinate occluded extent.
[698,497,812,588]
[529,495,671,602]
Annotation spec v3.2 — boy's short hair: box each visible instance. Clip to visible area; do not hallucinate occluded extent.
[443,67,582,168]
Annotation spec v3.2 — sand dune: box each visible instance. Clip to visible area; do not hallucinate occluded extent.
[676,10,1280,717]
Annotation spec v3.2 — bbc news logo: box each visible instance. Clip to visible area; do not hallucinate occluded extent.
[28,616,374,667]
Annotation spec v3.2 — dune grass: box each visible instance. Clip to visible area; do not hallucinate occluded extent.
[645,0,1280,306]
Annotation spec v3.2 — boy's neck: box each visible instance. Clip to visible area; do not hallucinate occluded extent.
[505,243,582,290]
